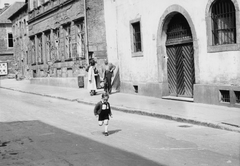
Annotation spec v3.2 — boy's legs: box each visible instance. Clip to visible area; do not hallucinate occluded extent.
[98,121,103,126]
[104,119,109,135]
[98,120,109,136]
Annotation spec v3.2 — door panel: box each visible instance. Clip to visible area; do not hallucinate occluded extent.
[182,43,194,97]
[167,43,194,97]
[167,46,177,95]
[176,45,185,96]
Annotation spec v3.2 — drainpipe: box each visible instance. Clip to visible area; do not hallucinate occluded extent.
[84,0,89,65]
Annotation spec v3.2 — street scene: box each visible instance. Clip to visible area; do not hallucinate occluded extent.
[0,88,239,166]
[0,0,240,165]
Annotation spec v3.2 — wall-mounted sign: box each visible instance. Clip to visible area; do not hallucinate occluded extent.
[0,62,8,76]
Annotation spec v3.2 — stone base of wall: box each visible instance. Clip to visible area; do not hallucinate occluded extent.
[194,84,240,108]
[120,81,163,98]
[30,76,88,89]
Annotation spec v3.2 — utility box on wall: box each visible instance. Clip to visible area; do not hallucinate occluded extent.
[78,75,84,88]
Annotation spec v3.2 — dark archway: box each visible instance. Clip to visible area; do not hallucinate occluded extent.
[166,14,195,97]
[156,5,199,98]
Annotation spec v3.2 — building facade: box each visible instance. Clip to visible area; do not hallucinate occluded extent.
[104,0,240,107]
[27,0,107,88]
[0,2,24,78]
[9,1,30,79]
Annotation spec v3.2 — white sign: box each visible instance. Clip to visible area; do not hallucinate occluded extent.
[0,62,8,76]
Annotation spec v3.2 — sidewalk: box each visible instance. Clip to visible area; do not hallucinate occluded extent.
[0,79,240,133]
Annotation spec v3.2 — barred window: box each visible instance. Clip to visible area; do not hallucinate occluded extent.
[132,21,142,52]
[211,0,236,45]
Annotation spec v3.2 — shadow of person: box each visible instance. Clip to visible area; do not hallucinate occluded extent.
[108,129,122,136]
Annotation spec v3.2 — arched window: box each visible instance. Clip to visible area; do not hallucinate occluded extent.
[211,0,236,45]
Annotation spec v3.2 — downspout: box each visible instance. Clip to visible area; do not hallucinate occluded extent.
[84,0,89,65]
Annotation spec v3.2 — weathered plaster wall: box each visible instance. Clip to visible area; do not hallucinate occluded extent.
[104,0,240,97]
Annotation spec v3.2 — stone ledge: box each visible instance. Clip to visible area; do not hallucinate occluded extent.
[30,77,86,89]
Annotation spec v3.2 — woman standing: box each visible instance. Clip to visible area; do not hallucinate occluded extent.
[87,60,98,96]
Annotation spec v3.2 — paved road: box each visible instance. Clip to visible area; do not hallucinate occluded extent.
[0,88,239,166]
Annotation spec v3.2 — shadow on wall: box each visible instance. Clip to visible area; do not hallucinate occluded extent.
[112,65,120,91]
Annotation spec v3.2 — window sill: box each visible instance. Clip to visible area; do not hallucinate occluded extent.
[132,51,143,57]
[207,43,240,53]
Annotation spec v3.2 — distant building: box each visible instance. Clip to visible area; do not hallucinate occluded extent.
[27,0,107,88]
[9,0,30,79]
[104,0,240,107]
[0,2,24,78]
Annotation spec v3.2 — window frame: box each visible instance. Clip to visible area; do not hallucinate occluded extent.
[8,33,13,48]
[29,36,35,65]
[37,33,43,64]
[63,23,72,60]
[206,0,240,52]
[53,28,60,61]
[130,18,143,57]
[74,19,85,59]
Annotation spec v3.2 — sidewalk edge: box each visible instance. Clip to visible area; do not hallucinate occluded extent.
[1,86,239,133]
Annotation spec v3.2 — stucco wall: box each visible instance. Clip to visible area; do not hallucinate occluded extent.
[104,0,240,96]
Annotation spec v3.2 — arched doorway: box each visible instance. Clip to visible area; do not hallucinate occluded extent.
[166,14,195,98]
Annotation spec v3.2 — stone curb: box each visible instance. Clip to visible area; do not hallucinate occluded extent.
[1,86,239,133]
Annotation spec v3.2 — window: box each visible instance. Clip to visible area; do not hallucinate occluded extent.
[63,24,72,59]
[131,21,142,53]
[37,34,43,64]
[212,0,236,45]
[235,91,240,104]
[206,0,240,52]
[53,28,60,60]
[30,37,35,65]
[45,31,51,62]
[219,90,230,103]
[8,33,13,47]
[75,20,85,58]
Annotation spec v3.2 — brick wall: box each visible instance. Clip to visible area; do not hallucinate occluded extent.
[0,25,13,54]
[87,0,107,59]
[28,0,108,78]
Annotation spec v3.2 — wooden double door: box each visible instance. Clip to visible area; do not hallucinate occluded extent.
[166,43,195,97]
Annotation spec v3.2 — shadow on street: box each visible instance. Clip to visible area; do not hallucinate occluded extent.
[0,120,166,166]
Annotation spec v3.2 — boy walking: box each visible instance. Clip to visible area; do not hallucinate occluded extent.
[94,93,112,136]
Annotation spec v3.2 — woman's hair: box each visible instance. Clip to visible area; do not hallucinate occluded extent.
[102,92,109,98]
[90,60,95,66]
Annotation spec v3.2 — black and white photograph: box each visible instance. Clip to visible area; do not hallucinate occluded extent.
[0,0,239,165]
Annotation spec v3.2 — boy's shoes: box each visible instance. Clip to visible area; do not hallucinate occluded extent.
[104,132,109,136]
[90,91,97,96]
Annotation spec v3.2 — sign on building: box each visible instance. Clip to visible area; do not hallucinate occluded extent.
[0,62,8,76]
